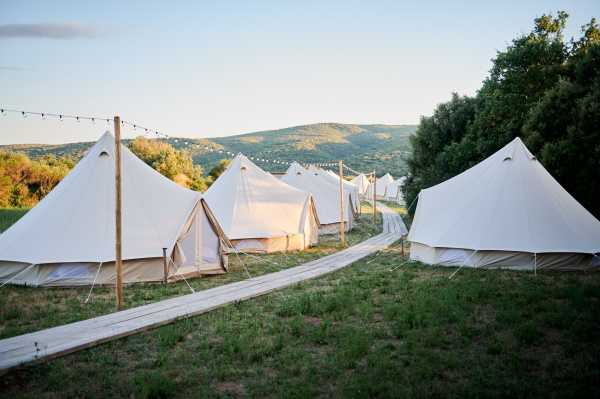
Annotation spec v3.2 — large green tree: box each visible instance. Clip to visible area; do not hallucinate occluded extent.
[405,12,600,218]
[129,137,209,192]
[0,153,74,208]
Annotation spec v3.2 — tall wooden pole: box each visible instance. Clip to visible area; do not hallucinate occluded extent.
[162,248,168,284]
[114,116,124,310]
[338,160,346,246]
[372,171,377,224]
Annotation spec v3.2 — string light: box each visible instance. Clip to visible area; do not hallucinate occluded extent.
[1,107,353,170]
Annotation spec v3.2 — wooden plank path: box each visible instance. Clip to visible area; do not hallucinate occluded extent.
[0,203,406,371]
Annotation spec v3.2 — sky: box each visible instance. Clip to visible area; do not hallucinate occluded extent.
[0,0,598,144]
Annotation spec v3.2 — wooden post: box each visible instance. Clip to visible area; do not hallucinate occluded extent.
[114,116,124,310]
[338,160,346,246]
[162,248,168,284]
[372,171,377,224]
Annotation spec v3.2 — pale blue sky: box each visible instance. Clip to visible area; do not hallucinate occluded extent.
[0,0,598,144]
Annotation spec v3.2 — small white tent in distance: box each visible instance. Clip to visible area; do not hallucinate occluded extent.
[204,154,320,253]
[282,162,354,234]
[408,137,600,271]
[0,132,230,287]
[352,173,370,196]
[385,176,407,204]
[366,173,394,199]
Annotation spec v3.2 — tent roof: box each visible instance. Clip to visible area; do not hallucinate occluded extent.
[204,155,314,240]
[282,163,352,225]
[377,173,394,187]
[0,132,203,264]
[408,137,600,254]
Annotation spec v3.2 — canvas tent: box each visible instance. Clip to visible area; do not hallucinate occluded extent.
[204,154,319,253]
[352,173,370,196]
[408,137,600,271]
[385,177,407,203]
[0,132,229,287]
[366,173,394,199]
[283,162,354,234]
[308,166,360,215]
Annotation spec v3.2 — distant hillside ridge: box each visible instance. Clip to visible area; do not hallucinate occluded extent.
[0,122,417,177]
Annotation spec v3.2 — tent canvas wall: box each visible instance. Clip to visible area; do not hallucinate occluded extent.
[204,154,319,253]
[0,132,229,287]
[408,137,600,271]
[283,163,354,235]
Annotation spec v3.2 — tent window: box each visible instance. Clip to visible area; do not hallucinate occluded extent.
[241,166,247,171]
[99,151,110,157]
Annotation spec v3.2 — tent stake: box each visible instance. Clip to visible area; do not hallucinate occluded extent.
[162,248,168,284]
[114,115,124,310]
[338,160,346,247]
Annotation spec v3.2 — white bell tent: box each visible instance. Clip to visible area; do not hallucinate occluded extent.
[366,173,394,199]
[307,166,359,216]
[204,154,319,253]
[408,137,600,271]
[352,173,370,196]
[0,132,230,287]
[385,176,407,203]
[283,162,354,234]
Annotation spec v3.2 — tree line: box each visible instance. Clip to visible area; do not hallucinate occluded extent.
[0,137,230,208]
[403,12,600,218]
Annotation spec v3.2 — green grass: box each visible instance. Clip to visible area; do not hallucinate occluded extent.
[1,205,599,398]
[0,208,28,232]
[0,203,381,340]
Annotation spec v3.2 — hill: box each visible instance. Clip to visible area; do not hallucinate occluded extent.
[0,123,416,177]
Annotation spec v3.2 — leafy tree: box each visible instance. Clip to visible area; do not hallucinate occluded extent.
[404,94,478,209]
[405,12,600,218]
[208,159,231,183]
[0,152,74,207]
[524,30,600,216]
[129,137,208,191]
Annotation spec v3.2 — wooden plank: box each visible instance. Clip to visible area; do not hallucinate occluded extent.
[0,203,403,371]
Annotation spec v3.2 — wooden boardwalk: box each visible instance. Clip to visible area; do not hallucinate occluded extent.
[0,203,406,371]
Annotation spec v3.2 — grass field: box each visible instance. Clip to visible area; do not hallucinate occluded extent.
[1,205,599,398]
[0,203,381,340]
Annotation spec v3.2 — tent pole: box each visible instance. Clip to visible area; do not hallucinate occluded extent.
[372,170,376,224]
[162,248,168,284]
[338,160,346,247]
[114,115,124,310]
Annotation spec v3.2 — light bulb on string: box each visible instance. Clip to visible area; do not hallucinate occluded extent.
[41,113,46,120]
[76,116,81,123]
[59,115,64,122]
[22,111,27,119]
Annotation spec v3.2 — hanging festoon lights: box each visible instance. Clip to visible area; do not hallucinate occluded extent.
[0,107,357,172]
